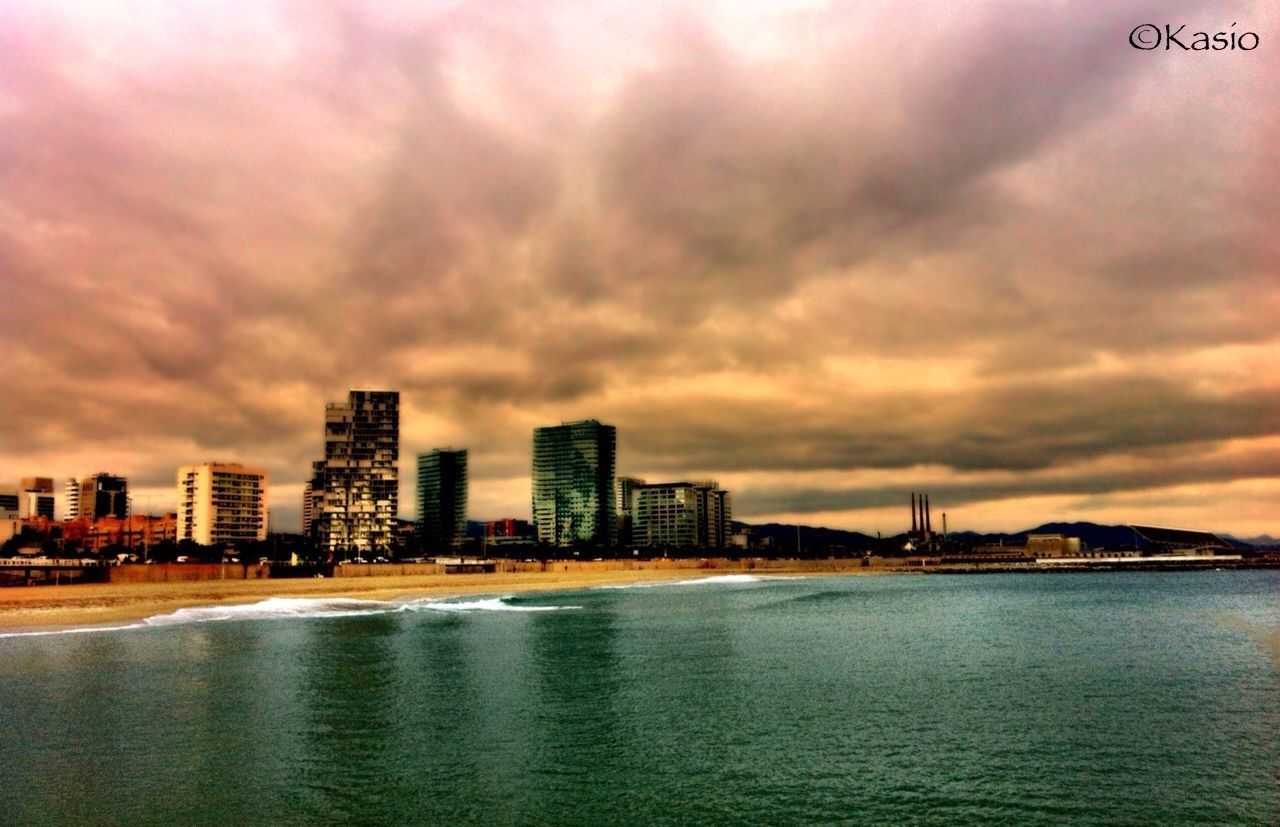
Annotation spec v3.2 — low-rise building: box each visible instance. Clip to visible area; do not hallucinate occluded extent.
[1027,534,1085,556]
[0,480,56,520]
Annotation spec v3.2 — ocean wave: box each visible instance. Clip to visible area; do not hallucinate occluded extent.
[0,597,401,639]
[146,597,398,626]
[0,594,577,639]
[0,621,149,639]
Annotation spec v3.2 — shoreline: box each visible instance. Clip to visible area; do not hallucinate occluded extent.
[0,564,885,633]
[2,556,1273,634]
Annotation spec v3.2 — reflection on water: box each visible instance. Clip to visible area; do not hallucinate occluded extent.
[527,600,621,807]
[294,613,402,821]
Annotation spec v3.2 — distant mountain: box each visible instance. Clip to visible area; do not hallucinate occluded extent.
[734,519,1255,553]
[466,515,1266,552]
[938,521,1254,550]
[1222,533,1276,549]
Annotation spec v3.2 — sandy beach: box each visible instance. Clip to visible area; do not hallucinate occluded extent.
[0,564,873,632]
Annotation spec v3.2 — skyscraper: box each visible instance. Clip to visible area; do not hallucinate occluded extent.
[531,420,617,548]
[79,473,129,520]
[317,390,399,558]
[176,462,268,546]
[416,449,467,552]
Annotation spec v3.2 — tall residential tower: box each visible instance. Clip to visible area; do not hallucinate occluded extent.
[317,390,399,558]
[416,449,468,552]
[531,420,617,548]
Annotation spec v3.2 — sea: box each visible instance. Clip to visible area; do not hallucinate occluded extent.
[1,570,1277,825]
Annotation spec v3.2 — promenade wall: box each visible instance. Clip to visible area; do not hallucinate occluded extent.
[109,563,272,583]
[330,562,445,577]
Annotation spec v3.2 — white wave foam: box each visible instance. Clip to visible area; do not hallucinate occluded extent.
[0,596,586,642]
[144,597,397,626]
[406,596,579,612]
[0,597,402,639]
[0,621,148,639]
[0,593,585,639]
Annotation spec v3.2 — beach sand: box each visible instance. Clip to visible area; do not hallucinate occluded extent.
[0,565,868,632]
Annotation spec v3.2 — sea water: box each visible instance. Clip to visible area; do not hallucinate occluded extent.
[1,571,1277,825]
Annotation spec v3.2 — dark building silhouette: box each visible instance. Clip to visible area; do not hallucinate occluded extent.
[417,449,468,552]
[80,473,129,520]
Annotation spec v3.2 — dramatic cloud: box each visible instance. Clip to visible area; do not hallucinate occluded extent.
[1,0,1277,534]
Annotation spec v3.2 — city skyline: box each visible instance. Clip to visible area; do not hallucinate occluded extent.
[1,1,1277,537]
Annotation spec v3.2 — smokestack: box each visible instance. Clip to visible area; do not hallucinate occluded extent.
[911,493,917,533]
[942,512,948,538]
[925,495,932,535]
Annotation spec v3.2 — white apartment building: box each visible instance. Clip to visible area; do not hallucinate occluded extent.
[177,462,268,546]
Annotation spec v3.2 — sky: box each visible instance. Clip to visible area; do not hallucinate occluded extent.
[1,0,1277,537]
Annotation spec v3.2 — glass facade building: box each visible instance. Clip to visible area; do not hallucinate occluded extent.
[616,476,646,546]
[532,420,617,548]
[632,480,732,550]
[317,390,399,557]
[417,449,468,552]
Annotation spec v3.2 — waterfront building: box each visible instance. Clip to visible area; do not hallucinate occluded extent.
[634,483,698,547]
[176,462,268,546]
[65,513,179,552]
[0,479,55,520]
[302,460,325,539]
[632,480,733,550]
[531,420,617,548]
[1026,534,1085,557]
[64,478,79,520]
[79,473,129,520]
[616,476,646,546]
[317,390,399,558]
[416,449,468,552]
[699,484,732,549]
[486,518,532,538]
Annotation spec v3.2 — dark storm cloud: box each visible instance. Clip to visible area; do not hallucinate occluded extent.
[735,447,1280,517]
[618,377,1280,474]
